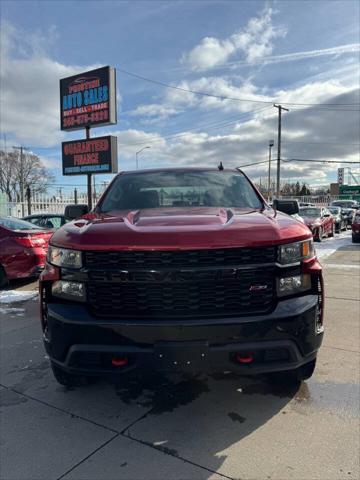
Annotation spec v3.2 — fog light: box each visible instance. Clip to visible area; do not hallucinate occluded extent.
[52,280,86,301]
[277,274,311,297]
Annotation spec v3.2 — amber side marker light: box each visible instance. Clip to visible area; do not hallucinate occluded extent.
[302,241,310,257]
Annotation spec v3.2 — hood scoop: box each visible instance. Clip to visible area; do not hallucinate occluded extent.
[124,208,234,229]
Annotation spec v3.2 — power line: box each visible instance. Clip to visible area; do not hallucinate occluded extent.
[286,105,360,112]
[119,105,272,147]
[283,158,360,164]
[116,66,360,108]
[238,160,269,168]
[283,140,360,146]
[239,158,360,169]
[0,106,271,152]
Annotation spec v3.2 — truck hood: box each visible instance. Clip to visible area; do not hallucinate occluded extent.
[50,207,311,250]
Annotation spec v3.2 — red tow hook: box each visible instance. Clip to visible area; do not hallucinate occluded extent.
[235,353,254,364]
[111,356,128,367]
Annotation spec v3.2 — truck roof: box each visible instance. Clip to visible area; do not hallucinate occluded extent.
[117,167,244,175]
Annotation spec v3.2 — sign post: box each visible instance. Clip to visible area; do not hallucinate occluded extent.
[337,168,344,185]
[60,66,117,209]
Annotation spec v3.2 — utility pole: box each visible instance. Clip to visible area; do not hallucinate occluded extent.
[274,104,289,197]
[13,145,29,216]
[267,139,274,202]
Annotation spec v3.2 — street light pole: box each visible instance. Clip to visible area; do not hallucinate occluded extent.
[267,140,274,202]
[135,146,151,170]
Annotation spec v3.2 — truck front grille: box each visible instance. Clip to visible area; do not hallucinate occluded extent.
[84,246,277,269]
[86,259,275,319]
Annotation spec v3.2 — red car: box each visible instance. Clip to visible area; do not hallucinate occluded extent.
[0,217,53,287]
[299,206,335,242]
[40,168,324,387]
[352,210,360,243]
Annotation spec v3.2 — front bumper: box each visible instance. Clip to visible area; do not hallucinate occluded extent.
[44,295,323,377]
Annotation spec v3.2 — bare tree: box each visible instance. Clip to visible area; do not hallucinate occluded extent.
[0,150,55,201]
[0,151,15,201]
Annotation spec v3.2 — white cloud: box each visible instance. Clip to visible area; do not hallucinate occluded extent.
[105,87,359,183]
[214,43,360,70]
[128,104,180,121]
[181,6,286,71]
[0,22,106,148]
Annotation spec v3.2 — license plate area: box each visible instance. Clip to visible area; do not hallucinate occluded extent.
[154,342,209,371]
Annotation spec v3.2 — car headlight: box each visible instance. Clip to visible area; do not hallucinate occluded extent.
[48,246,82,269]
[277,274,311,297]
[278,239,314,265]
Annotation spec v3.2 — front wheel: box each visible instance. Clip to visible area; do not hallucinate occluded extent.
[352,233,360,244]
[0,266,8,289]
[268,358,317,385]
[315,227,323,242]
[328,223,335,237]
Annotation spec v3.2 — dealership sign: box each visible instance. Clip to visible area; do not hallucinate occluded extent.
[62,136,118,175]
[60,66,117,131]
[337,168,344,185]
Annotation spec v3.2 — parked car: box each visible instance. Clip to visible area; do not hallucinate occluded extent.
[40,168,324,387]
[0,217,53,287]
[328,206,346,233]
[299,202,315,207]
[299,206,335,241]
[352,210,360,243]
[330,200,358,227]
[23,213,69,230]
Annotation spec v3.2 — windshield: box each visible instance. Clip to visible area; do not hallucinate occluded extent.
[99,171,263,212]
[0,217,44,231]
[332,201,356,208]
[329,207,340,214]
[300,208,321,217]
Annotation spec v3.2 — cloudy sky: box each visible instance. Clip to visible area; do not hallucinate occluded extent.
[1,0,359,192]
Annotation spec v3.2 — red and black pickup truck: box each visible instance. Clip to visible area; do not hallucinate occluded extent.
[40,168,324,386]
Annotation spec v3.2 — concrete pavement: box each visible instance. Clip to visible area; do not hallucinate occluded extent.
[0,232,359,480]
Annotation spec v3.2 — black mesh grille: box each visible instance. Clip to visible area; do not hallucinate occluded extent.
[84,246,277,270]
[87,267,275,318]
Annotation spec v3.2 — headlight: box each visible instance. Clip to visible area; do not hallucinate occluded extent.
[277,274,311,297]
[52,281,86,301]
[278,239,314,265]
[48,246,82,269]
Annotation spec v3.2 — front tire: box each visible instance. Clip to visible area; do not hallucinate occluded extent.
[352,233,360,243]
[0,266,8,289]
[316,227,323,242]
[328,223,335,238]
[269,358,317,385]
[51,363,91,387]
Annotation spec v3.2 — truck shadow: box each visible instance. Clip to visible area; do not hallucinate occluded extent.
[111,371,304,478]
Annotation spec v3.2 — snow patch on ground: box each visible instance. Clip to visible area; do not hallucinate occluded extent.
[0,307,25,316]
[0,290,38,304]
[315,230,353,261]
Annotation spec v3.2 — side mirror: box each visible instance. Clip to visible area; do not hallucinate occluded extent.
[323,213,330,217]
[64,204,89,220]
[273,199,299,215]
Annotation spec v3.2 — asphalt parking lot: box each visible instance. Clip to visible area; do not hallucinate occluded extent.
[0,231,359,480]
